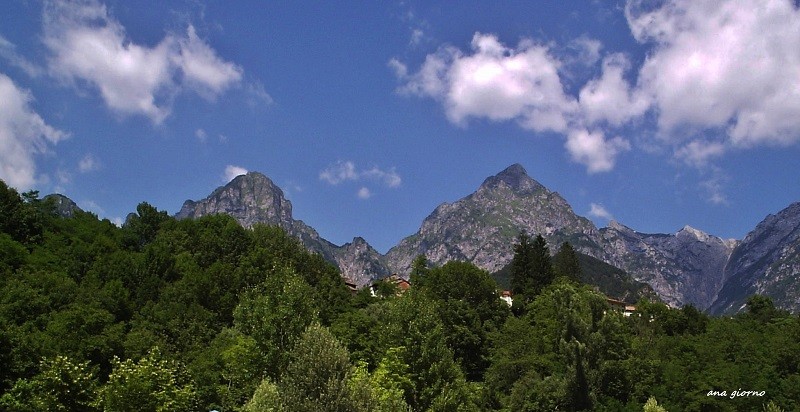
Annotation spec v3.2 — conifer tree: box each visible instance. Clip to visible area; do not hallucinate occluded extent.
[553,241,582,282]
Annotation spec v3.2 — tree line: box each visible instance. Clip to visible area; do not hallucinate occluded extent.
[1,180,798,411]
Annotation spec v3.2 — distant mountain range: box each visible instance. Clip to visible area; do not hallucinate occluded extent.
[54,164,800,314]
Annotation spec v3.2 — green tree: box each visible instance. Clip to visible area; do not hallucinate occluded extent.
[418,261,509,380]
[0,355,98,412]
[643,396,667,412]
[233,267,318,380]
[100,347,198,412]
[553,242,581,282]
[511,233,554,303]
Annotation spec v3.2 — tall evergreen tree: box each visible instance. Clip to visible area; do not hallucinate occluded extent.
[511,233,555,302]
[530,234,555,297]
[510,233,533,298]
[553,242,582,282]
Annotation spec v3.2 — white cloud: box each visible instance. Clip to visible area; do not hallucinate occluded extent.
[43,0,243,123]
[319,160,358,185]
[79,199,104,215]
[319,161,402,192]
[410,28,425,46]
[588,203,614,221]
[579,54,649,127]
[78,153,99,172]
[245,81,274,107]
[0,73,67,189]
[700,174,729,206]
[224,165,248,182]
[568,36,603,67]
[397,2,800,174]
[357,187,372,199]
[674,140,726,168]
[565,129,630,173]
[0,35,43,77]
[402,33,578,132]
[195,128,207,142]
[397,32,638,172]
[388,58,408,79]
[627,0,800,146]
[362,166,402,188]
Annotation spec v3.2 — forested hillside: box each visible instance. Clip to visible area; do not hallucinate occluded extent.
[1,180,799,411]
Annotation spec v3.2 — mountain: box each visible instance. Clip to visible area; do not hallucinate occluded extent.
[709,202,800,314]
[171,167,800,313]
[44,194,82,218]
[600,222,737,309]
[384,164,605,276]
[383,164,736,308]
[492,251,658,303]
[175,172,389,286]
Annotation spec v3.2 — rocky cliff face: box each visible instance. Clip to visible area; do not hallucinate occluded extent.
[709,202,800,314]
[600,222,737,309]
[44,194,82,218]
[175,172,389,286]
[384,164,605,276]
[171,167,800,313]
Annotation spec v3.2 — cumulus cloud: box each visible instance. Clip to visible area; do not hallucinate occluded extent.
[320,161,401,198]
[43,0,243,123]
[357,187,372,199]
[578,54,649,127]
[195,128,207,142]
[397,1,800,174]
[319,160,358,185]
[78,153,99,172]
[396,32,633,172]
[224,165,248,182]
[627,0,800,146]
[674,140,726,168]
[388,58,408,79]
[402,33,578,131]
[588,203,614,221]
[565,129,631,173]
[0,73,67,189]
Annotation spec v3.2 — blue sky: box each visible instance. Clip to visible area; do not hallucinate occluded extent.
[2,0,800,253]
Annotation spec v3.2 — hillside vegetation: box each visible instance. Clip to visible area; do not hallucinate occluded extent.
[1,180,798,411]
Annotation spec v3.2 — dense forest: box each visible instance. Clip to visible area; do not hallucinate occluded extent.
[1,180,798,411]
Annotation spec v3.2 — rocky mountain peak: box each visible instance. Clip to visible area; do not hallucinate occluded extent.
[678,225,711,242]
[44,194,81,218]
[176,171,292,228]
[710,201,800,314]
[479,163,544,194]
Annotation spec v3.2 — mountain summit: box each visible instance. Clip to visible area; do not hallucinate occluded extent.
[172,166,800,313]
[479,163,544,194]
[385,165,603,276]
[175,172,388,286]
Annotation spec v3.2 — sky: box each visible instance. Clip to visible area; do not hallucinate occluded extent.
[2,0,800,253]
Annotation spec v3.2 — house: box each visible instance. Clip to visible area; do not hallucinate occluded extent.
[606,297,636,317]
[370,274,411,297]
[343,279,359,295]
[500,290,513,307]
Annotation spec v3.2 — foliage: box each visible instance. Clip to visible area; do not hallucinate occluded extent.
[510,233,554,304]
[100,347,198,412]
[0,355,98,412]
[1,178,799,412]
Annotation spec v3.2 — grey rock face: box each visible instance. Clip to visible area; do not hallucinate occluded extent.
[333,237,391,287]
[44,194,82,218]
[600,222,736,309]
[173,168,800,312]
[175,172,390,286]
[709,202,800,314]
[384,164,604,276]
